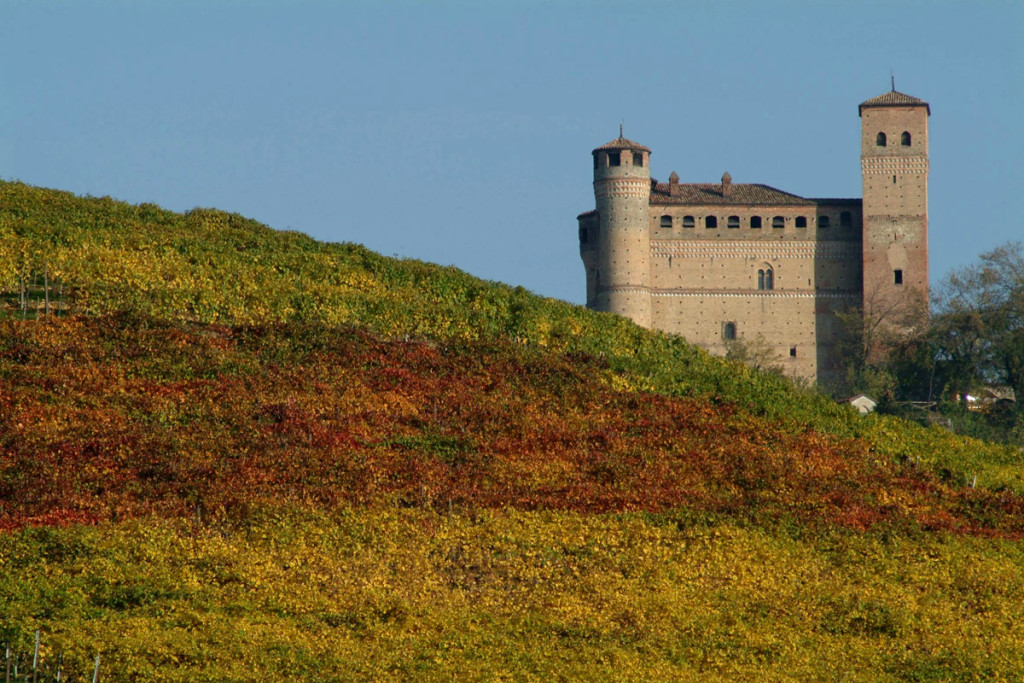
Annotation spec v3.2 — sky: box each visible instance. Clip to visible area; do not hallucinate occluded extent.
[2,0,1022,306]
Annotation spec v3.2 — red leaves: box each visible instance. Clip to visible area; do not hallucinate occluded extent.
[0,316,1021,539]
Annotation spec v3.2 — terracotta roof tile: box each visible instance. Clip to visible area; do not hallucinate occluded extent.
[593,137,651,154]
[859,90,930,115]
[649,182,859,207]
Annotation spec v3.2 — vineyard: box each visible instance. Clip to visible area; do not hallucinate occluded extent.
[1,180,1023,680]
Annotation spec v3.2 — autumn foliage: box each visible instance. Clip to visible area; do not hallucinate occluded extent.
[2,314,1020,539]
[2,182,1024,680]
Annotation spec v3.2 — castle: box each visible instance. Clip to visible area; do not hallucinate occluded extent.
[577,89,930,386]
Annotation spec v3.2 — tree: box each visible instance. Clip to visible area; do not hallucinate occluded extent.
[932,241,1024,437]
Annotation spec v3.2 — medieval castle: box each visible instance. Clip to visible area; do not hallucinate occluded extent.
[577,89,930,386]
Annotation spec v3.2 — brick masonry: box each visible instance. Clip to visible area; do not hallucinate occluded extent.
[578,90,930,387]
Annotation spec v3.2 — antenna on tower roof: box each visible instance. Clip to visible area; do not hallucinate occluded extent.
[619,121,624,139]
[891,70,895,92]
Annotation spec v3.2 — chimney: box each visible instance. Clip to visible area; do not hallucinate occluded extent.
[721,171,732,197]
[669,171,680,197]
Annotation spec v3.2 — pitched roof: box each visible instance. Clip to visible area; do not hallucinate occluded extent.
[650,181,859,206]
[859,90,930,115]
[593,136,651,154]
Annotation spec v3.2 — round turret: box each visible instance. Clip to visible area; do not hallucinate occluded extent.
[589,134,652,327]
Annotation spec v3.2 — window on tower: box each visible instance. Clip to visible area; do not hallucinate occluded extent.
[660,215,672,228]
[901,131,911,146]
[840,211,852,227]
[723,322,737,341]
[750,216,762,228]
[683,215,695,228]
[705,216,718,228]
[758,268,775,291]
[772,216,784,229]
[795,217,807,228]
[608,152,621,166]
[728,215,740,228]
[633,152,644,166]
[876,132,887,147]
[818,215,830,228]
[894,269,904,285]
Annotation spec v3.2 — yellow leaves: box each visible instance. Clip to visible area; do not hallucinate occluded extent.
[4,510,1024,679]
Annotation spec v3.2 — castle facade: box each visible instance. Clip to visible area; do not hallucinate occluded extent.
[577,89,930,386]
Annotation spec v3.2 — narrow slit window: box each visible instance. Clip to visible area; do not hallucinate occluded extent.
[765,268,774,290]
[579,227,588,243]
[790,346,797,358]
[757,269,765,290]
[894,269,904,285]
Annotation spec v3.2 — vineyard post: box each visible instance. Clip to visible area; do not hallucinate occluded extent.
[31,630,39,681]
[44,265,50,317]
[5,641,10,683]
[92,654,100,683]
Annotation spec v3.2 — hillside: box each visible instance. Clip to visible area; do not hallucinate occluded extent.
[2,181,1024,680]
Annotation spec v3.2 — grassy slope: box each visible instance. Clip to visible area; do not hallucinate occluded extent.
[2,181,1023,680]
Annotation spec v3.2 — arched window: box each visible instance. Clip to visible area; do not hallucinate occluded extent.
[723,322,737,341]
[765,268,774,290]
[660,215,673,228]
[772,216,784,229]
[705,216,718,228]
[750,216,762,229]
[757,269,765,290]
[795,216,807,228]
[727,215,740,229]
[876,132,887,147]
[840,211,852,227]
[818,215,830,228]
[683,215,695,228]
[901,131,911,146]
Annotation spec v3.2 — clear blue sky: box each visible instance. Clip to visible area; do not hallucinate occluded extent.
[2,1,1022,305]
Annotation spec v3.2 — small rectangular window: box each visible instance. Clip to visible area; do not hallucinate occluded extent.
[795,217,807,228]
[727,215,740,229]
[632,152,643,167]
[579,227,588,244]
[840,211,852,227]
[894,269,904,285]
[750,216,762,229]
[705,216,718,228]
[608,152,621,166]
[772,216,784,229]
[683,216,695,228]
[659,215,672,228]
[790,346,797,357]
